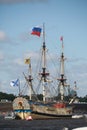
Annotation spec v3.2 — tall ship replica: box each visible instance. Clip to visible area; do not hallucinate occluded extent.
[13,24,77,119]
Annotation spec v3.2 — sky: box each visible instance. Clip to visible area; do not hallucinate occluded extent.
[0,0,87,97]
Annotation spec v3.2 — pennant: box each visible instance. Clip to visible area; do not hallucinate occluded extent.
[60,36,63,41]
[10,79,19,87]
[25,58,30,64]
[31,27,42,37]
[60,36,64,48]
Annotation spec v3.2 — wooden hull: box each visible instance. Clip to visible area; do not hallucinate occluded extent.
[31,102,73,118]
[13,98,73,119]
[31,112,72,120]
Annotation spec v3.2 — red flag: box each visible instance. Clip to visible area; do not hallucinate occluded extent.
[60,36,63,41]
[60,36,64,48]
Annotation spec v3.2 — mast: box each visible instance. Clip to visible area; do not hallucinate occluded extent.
[23,58,34,100]
[18,79,21,97]
[28,58,32,100]
[57,37,66,101]
[39,23,49,102]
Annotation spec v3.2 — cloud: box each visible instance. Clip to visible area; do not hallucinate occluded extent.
[0,51,4,60]
[0,0,27,4]
[19,32,31,41]
[0,30,18,45]
[14,58,24,66]
[0,31,9,42]
[0,48,87,96]
[0,0,47,4]
[67,57,87,63]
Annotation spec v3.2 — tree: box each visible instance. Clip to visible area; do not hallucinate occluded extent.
[0,92,16,101]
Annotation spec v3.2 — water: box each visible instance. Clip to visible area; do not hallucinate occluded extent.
[0,103,87,130]
[0,118,87,130]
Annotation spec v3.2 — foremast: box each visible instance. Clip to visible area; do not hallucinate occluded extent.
[39,24,49,102]
[23,58,36,100]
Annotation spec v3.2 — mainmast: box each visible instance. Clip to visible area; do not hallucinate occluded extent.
[39,24,49,102]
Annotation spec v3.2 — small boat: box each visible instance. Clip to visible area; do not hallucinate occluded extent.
[72,114,84,119]
[4,112,15,120]
[72,127,87,130]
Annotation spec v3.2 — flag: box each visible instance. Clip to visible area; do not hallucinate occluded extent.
[60,36,64,48]
[31,27,42,37]
[10,79,19,87]
[25,58,30,64]
[60,36,63,41]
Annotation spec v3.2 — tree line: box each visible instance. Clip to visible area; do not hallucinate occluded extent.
[0,92,16,101]
[0,91,87,103]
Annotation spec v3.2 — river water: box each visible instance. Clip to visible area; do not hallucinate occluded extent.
[0,103,87,130]
[0,117,87,130]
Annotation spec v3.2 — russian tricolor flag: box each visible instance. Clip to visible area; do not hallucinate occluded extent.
[31,27,42,37]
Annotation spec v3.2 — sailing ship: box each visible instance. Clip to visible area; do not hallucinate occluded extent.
[13,24,77,119]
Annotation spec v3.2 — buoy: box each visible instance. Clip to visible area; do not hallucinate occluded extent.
[26,116,33,121]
